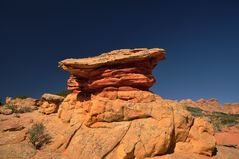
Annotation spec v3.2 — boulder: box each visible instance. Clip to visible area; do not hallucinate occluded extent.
[41,93,65,103]
[39,93,64,115]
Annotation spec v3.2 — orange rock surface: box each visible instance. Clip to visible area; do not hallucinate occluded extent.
[215,126,239,149]
[56,48,218,158]
[2,48,236,159]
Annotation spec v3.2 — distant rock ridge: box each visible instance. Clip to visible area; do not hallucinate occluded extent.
[179,98,239,114]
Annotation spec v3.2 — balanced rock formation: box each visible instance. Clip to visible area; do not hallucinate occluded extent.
[57,48,216,158]
[39,93,64,115]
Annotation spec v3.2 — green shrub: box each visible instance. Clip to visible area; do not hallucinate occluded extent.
[17,107,34,113]
[3,104,16,112]
[3,105,34,114]
[56,90,71,97]
[186,106,203,117]
[14,96,29,99]
[221,117,238,126]
[28,123,51,149]
[207,112,239,132]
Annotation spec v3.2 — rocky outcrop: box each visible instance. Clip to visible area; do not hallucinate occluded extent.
[59,48,165,92]
[0,48,238,158]
[5,97,38,108]
[58,91,216,158]
[0,97,39,115]
[39,93,64,115]
[56,48,217,158]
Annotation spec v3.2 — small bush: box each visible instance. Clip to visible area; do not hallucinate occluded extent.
[221,117,238,126]
[14,96,29,99]
[3,104,16,112]
[186,106,203,117]
[56,90,71,97]
[17,107,34,113]
[207,112,239,132]
[3,105,34,114]
[28,123,51,149]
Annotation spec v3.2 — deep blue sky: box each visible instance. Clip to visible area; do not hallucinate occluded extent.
[0,0,239,104]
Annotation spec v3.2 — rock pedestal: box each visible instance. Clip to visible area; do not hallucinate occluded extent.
[57,48,216,159]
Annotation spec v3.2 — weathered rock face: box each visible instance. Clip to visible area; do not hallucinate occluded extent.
[57,48,216,158]
[57,91,216,158]
[39,93,64,115]
[59,48,165,92]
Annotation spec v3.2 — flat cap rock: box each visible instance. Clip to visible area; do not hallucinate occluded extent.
[58,48,165,70]
[41,93,64,103]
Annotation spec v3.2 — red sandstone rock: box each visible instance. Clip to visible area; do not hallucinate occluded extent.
[59,48,165,92]
[215,126,239,149]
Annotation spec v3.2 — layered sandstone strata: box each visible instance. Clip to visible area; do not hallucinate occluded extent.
[57,48,216,158]
[59,48,165,92]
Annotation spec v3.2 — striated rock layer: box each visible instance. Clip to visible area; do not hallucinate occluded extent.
[57,48,217,158]
[59,48,165,92]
